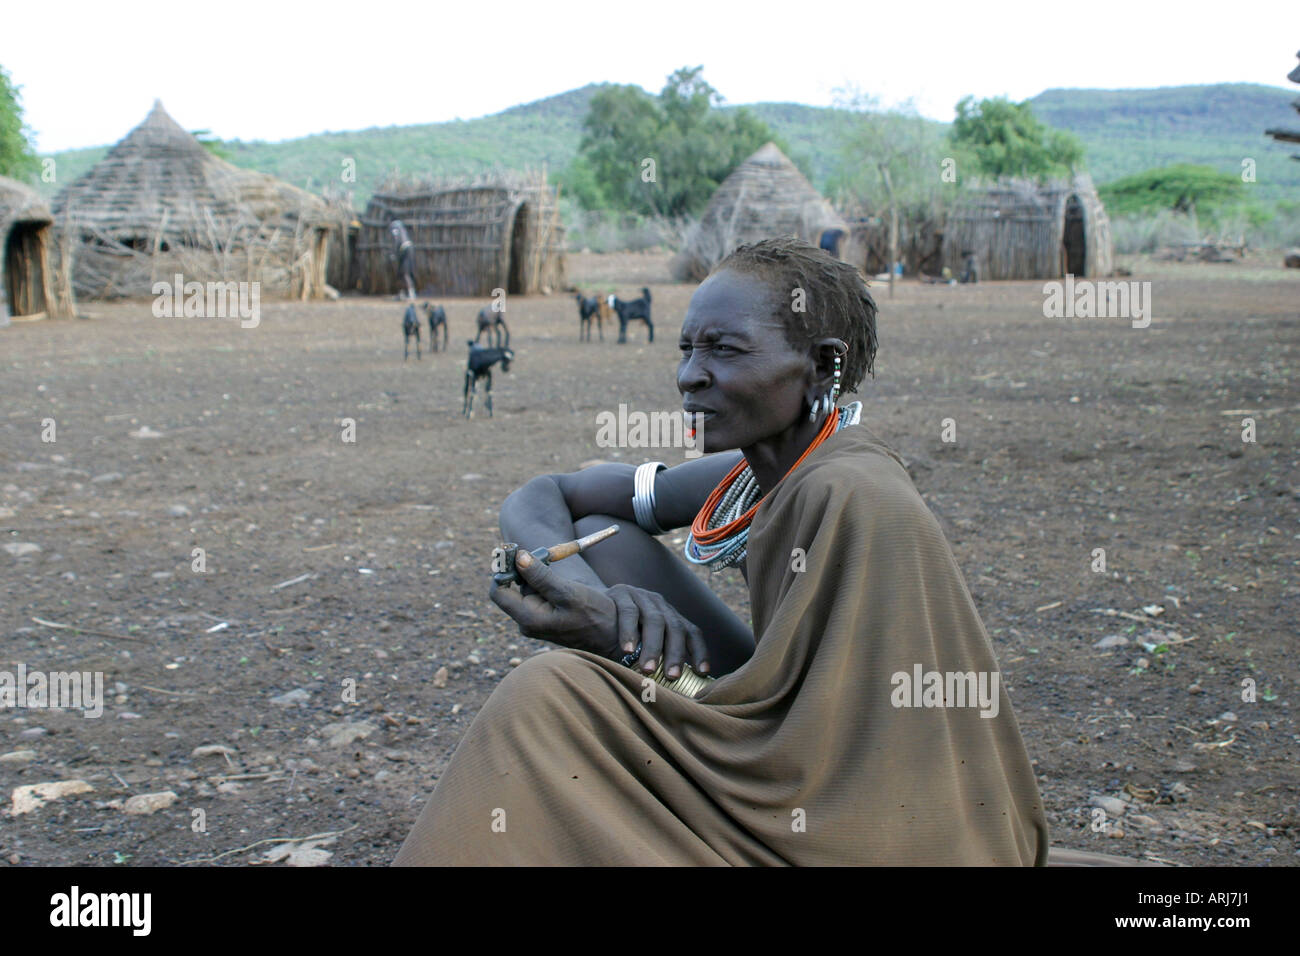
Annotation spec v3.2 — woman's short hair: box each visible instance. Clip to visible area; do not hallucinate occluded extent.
[715,237,878,392]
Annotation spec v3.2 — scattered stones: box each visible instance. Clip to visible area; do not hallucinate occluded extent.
[1128,813,1160,828]
[10,780,93,815]
[122,791,178,815]
[467,654,481,665]
[6,853,19,865]
[1134,657,1150,670]
[90,472,123,483]
[263,838,335,867]
[1093,634,1128,649]
[509,657,523,667]
[270,688,312,707]
[1218,711,1238,723]
[191,744,237,759]
[19,727,48,739]
[1090,795,1128,817]
[129,426,164,439]
[1187,683,1203,694]
[1173,760,1197,773]
[431,666,448,689]
[0,750,37,763]
[1166,781,1192,803]
[166,504,191,518]
[3,542,41,557]
[318,721,375,748]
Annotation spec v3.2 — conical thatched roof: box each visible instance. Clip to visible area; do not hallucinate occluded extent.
[52,101,332,299]
[673,142,849,280]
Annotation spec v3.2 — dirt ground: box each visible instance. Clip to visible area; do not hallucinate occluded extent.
[1,251,1296,866]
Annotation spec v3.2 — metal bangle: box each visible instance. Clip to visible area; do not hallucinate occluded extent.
[632,461,667,536]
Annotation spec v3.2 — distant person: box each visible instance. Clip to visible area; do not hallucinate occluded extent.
[389,220,416,300]
[819,228,846,257]
[959,250,979,284]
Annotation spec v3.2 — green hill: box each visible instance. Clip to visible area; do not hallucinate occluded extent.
[39,82,1299,209]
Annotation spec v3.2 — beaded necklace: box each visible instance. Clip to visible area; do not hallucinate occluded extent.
[684,401,862,571]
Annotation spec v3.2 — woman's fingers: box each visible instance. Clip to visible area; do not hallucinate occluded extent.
[612,593,640,657]
[685,621,711,675]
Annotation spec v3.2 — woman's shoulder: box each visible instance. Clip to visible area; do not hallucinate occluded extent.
[776,424,935,526]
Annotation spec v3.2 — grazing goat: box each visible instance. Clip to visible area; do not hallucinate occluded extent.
[575,293,604,342]
[464,341,514,418]
[608,288,653,344]
[425,303,448,352]
[474,307,510,349]
[402,303,421,359]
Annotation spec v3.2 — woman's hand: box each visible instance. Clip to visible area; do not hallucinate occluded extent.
[605,583,710,681]
[489,550,622,658]
[489,551,709,679]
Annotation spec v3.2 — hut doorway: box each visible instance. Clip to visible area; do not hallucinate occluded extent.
[1063,194,1086,276]
[507,203,528,295]
[4,222,49,317]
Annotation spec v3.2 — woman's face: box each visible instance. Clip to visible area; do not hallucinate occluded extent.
[677,268,813,453]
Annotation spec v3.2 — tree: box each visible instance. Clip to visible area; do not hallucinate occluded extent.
[1098,164,1246,218]
[949,96,1083,182]
[575,67,782,218]
[830,91,954,296]
[0,65,39,181]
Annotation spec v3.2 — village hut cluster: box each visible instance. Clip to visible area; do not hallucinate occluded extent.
[4,101,1125,327]
[677,142,1114,284]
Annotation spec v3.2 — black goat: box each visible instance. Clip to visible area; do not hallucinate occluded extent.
[425,303,448,352]
[464,341,514,418]
[608,288,652,344]
[474,307,510,349]
[575,294,604,342]
[402,303,421,359]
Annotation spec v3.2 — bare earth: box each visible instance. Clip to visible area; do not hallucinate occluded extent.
[1,251,1296,866]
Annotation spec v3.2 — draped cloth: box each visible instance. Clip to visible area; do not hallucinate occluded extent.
[395,426,1075,865]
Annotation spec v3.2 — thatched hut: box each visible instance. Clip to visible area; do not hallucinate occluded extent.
[842,214,946,277]
[355,173,564,297]
[673,142,848,281]
[52,101,333,300]
[1,176,76,321]
[941,174,1113,280]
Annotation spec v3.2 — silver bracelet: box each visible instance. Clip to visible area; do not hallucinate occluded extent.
[632,461,668,536]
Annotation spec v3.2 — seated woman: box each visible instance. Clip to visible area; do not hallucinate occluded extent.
[395,238,1124,866]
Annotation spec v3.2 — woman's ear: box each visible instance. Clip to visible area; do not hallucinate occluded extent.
[811,337,848,391]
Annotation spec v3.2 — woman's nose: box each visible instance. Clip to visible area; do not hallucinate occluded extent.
[677,352,709,394]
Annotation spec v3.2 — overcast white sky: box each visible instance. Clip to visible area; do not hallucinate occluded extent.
[4,0,1297,153]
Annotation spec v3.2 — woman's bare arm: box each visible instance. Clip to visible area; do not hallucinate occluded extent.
[498,452,743,587]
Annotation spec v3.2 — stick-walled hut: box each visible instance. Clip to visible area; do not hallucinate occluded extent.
[941,174,1113,280]
[1,176,76,321]
[355,173,565,297]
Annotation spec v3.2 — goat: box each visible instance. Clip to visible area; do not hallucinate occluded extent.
[402,303,421,359]
[575,293,604,342]
[464,340,514,418]
[608,288,652,344]
[474,307,510,349]
[425,303,448,352]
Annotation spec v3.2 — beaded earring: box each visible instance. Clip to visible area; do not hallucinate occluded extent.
[826,353,847,408]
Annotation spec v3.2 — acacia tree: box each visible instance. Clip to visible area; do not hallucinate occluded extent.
[949,96,1083,182]
[577,67,780,218]
[0,65,39,181]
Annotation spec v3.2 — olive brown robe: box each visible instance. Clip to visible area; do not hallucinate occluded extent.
[397,426,1060,865]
